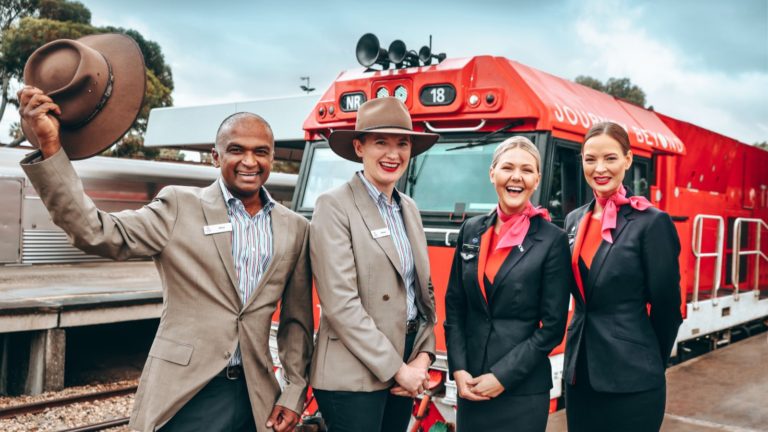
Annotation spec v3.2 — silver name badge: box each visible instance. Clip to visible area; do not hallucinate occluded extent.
[203,223,233,235]
[371,227,391,239]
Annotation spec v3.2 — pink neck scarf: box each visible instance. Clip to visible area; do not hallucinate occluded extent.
[495,202,551,250]
[595,185,652,243]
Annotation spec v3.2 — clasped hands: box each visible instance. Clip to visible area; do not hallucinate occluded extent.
[266,404,299,432]
[453,370,505,401]
[390,352,432,397]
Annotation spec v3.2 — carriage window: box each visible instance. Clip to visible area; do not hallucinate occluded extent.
[625,157,652,198]
[406,143,498,213]
[547,145,585,223]
[300,147,361,209]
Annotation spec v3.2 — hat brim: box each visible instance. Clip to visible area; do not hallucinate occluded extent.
[328,127,440,162]
[23,34,146,160]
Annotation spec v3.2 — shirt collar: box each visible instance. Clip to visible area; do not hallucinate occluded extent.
[357,171,401,207]
[218,178,275,215]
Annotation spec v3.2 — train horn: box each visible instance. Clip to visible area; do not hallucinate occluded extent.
[356,33,390,69]
[418,45,446,65]
[388,40,420,67]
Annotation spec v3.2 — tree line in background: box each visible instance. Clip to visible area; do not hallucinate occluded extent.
[574,76,767,151]
[0,0,182,160]
[575,75,648,108]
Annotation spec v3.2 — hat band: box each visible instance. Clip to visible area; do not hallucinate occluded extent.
[68,54,115,130]
[362,125,413,132]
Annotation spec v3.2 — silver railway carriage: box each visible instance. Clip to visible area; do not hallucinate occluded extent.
[0,147,296,265]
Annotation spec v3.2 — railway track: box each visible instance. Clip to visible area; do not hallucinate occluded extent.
[0,385,136,431]
[58,416,131,432]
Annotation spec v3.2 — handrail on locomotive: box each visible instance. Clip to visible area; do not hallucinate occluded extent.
[731,218,768,297]
[691,214,725,309]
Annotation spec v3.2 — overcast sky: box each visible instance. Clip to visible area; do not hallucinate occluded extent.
[3,0,767,144]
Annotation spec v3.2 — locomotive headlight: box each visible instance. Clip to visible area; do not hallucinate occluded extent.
[376,87,390,98]
[394,85,408,102]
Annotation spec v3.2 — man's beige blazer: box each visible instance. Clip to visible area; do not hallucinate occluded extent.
[21,150,313,432]
[309,174,436,392]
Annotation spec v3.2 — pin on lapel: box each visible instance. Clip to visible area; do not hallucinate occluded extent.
[460,243,479,261]
[518,244,525,253]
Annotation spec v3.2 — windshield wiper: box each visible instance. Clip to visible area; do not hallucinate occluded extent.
[445,120,524,152]
[406,152,429,193]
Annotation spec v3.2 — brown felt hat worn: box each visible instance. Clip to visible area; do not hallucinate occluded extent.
[22,33,146,160]
[328,97,439,162]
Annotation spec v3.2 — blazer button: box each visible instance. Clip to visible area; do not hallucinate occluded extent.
[224,351,231,359]
[383,294,390,301]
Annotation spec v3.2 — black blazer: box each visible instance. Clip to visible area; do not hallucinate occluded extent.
[563,200,683,393]
[444,212,572,395]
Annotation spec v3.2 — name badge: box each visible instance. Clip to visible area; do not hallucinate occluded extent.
[371,227,390,239]
[203,223,233,235]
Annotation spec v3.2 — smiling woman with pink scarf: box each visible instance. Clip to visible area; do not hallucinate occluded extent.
[563,122,682,432]
[444,136,572,432]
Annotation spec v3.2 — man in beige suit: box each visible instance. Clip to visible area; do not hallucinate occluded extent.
[17,79,313,430]
[309,98,438,432]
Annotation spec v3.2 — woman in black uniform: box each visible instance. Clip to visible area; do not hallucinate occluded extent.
[564,122,683,432]
[445,136,571,432]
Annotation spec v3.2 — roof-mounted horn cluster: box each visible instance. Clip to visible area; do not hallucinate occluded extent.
[356,33,446,70]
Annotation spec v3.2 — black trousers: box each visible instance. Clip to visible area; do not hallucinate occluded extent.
[159,373,256,432]
[314,331,416,432]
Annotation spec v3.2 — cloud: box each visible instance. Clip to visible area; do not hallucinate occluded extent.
[568,0,768,143]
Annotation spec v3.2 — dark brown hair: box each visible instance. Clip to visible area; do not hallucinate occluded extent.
[583,121,631,155]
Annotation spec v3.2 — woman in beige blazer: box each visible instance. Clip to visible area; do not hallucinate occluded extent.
[309,97,438,432]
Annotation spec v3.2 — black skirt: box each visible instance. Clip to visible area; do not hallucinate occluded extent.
[456,391,550,432]
[565,382,665,432]
[565,335,666,432]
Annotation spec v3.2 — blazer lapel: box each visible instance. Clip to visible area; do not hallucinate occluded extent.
[349,175,405,280]
[570,214,590,304]
[567,204,590,253]
[471,216,494,314]
[490,217,540,298]
[243,203,287,311]
[200,182,242,308]
[476,227,493,304]
[587,205,634,300]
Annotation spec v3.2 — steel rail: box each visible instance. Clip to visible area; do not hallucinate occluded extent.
[0,385,137,419]
[58,416,131,432]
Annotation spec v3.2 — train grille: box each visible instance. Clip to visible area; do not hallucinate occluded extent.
[22,230,112,264]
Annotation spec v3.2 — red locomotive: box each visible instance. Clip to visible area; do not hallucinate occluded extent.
[291,34,768,429]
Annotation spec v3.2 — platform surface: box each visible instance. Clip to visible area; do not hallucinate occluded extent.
[546,333,768,431]
[0,262,162,331]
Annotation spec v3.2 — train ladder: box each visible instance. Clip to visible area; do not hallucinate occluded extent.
[730,218,768,300]
[691,215,725,310]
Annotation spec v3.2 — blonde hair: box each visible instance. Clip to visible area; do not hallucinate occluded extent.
[490,136,541,172]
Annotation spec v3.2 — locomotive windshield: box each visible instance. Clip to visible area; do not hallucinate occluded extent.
[405,143,498,213]
[297,141,499,213]
[299,147,361,209]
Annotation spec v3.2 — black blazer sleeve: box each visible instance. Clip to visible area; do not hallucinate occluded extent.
[444,223,469,375]
[643,210,683,362]
[489,230,572,390]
